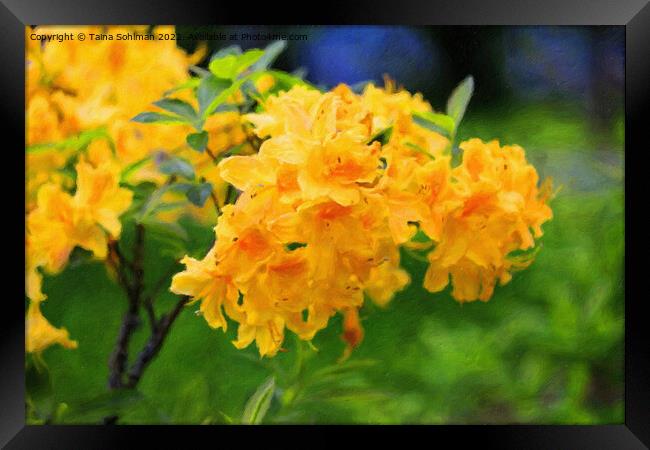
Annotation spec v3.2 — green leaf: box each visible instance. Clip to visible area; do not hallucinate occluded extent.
[367,126,393,146]
[150,201,188,212]
[311,359,378,381]
[412,111,456,138]
[163,77,201,96]
[234,49,265,76]
[120,156,152,183]
[304,387,389,403]
[26,127,110,154]
[212,103,240,113]
[446,75,474,126]
[130,180,159,195]
[189,65,212,78]
[158,156,195,180]
[26,356,54,420]
[60,390,144,423]
[153,98,197,121]
[51,403,69,423]
[137,182,193,221]
[250,40,287,72]
[209,49,264,80]
[239,79,263,104]
[141,216,189,241]
[119,181,155,223]
[131,112,187,125]
[210,45,243,60]
[267,70,316,92]
[186,182,213,207]
[197,75,231,117]
[187,131,209,152]
[404,142,436,160]
[242,376,275,425]
[203,76,248,118]
[209,54,238,79]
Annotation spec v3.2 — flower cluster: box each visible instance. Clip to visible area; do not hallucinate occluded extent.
[25,25,257,207]
[25,32,553,359]
[26,159,133,350]
[25,26,205,352]
[171,83,553,357]
[24,30,275,354]
[26,26,195,200]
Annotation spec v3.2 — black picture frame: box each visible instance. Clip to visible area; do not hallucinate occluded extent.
[3,0,648,447]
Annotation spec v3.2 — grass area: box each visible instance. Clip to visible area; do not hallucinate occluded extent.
[28,104,624,424]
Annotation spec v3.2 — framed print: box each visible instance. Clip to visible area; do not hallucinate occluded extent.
[2,0,648,447]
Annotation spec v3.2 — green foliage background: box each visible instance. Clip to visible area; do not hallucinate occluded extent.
[29,100,624,425]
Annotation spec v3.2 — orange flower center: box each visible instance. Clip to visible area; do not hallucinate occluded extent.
[237,229,270,257]
[317,202,351,221]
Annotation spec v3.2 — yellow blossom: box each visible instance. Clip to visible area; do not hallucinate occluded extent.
[170,248,240,331]
[26,25,202,190]
[26,301,77,354]
[226,85,379,207]
[27,160,132,274]
[169,83,553,357]
[423,139,553,302]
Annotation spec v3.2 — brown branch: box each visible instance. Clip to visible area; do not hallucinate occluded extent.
[131,223,146,306]
[141,263,180,332]
[107,241,132,295]
[107,305,139,389]
[104,221,189,423]
[111,240,135,272]
[107,224,146,390]
[125,296,189,388]
[143,299,157,333]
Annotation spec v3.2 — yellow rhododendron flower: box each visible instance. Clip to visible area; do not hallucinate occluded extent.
[170,247,240,331]
[171,83,552,357]
[27,160,132,275]
[26,25,203,192]
[25,28,553,361]
[235,84,379,207]
[173,84,456,357]
[26,240,47,303]
[25,158,132,353]
[26,301,78,354]
[423,139,553,302]
[361,81,449,159]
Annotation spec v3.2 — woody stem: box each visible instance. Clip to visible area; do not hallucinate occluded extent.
[105,223,190,424]
[124,296,189,388]
[107,224,145,390]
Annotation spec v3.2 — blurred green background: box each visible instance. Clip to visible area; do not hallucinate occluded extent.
[28,26,624,424]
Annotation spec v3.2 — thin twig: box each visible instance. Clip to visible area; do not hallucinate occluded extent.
[205,146,219,163]
[143,299,157,333]
[107,241,132,296]
[107,225,146,390]
[141,264,181,332]
[111,240,135,272]
[131,223,146,306]
[107,301,139,389]
[210,191,222,216]
[125,296,190,388]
